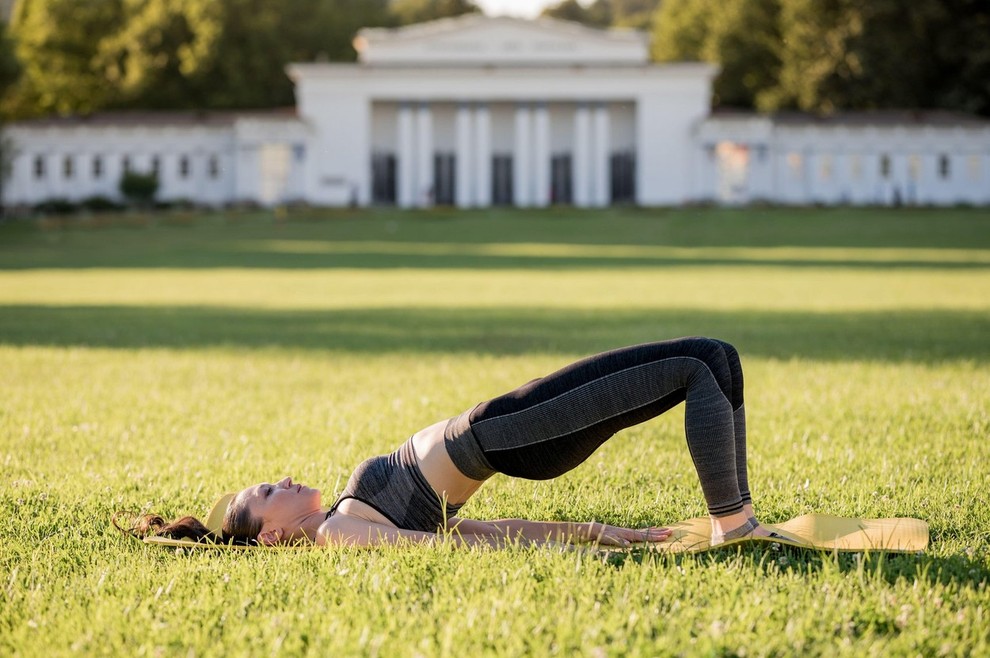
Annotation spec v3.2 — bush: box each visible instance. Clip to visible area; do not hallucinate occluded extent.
[33,198,77,215]
[119,171,158,206]
[80,195,124,212]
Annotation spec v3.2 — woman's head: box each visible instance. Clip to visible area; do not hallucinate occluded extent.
[226,476,322,545]
[116,476,323,546]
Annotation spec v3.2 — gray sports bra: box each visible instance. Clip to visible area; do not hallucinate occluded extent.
[327,436,464,532]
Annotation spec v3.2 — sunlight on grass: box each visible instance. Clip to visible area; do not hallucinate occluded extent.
[245,238,990,265]
[1,209,989,657]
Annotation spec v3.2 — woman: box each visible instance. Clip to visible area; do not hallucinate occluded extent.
[126,337,775,549]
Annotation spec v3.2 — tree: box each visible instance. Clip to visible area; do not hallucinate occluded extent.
[651,0,712,62]
[608,0,662,29]
[389,0,480,25]
[767,0,976,114]
[707,0,782,110]
[4,0,127,117]
[0,20,21,211]
[188,0,391,109]
[542,0,610,27]
[119,170,159,206]
[96,0,224,109]
[652,0,781,109]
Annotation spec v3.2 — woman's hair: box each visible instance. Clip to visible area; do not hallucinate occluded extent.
[113,493,263,546]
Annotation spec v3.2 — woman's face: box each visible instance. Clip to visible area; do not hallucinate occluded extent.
[239,476,322,541]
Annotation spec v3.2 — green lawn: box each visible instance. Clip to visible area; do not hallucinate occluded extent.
[1,207,988,657]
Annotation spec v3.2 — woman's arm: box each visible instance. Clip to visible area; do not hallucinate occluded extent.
[449,517,672,547]
[318,514,542,549]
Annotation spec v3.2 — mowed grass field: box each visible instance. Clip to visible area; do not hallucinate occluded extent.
[1,207,989,657]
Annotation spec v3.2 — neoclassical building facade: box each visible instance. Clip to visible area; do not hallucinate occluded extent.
[3,15,989,208]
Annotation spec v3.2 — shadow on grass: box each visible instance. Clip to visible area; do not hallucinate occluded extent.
[611,545,990,590]
[1,208,988,271]
[1,305,987,363]
[1,242,988,271]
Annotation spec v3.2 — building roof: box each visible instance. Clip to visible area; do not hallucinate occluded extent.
[711,108,990,128]
[11,107,300,129]
[354,14,649,67]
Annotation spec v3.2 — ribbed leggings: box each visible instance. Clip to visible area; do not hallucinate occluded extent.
[458,336,752,517]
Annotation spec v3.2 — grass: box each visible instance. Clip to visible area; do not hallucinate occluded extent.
[1,206,989,657]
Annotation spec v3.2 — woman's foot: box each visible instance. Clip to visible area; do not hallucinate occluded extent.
[710,510,778,545]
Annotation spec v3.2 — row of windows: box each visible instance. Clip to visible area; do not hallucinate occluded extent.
[786,152,983,182]
[32,154,222,181]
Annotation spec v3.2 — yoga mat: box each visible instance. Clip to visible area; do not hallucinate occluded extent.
[650,514,929,554]
[141,494,929,553]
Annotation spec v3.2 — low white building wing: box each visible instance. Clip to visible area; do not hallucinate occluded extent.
[3,15,988,209]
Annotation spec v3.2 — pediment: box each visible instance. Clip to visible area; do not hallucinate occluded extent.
[355,15,648,67]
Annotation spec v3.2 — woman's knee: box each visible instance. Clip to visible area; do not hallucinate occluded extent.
[681,337,733,396]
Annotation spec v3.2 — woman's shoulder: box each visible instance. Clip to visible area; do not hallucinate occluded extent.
[324,497,395,527]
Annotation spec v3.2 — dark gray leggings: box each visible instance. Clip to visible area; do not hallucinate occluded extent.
[447,337,751,517]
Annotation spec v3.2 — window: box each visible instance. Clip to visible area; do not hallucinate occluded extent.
[93,156,103,179]
[820,155,833,181]
[433,152,456,206]
[880,154,891,179]
[787,153,802,179]
[850,155,863,179]
[908,155,922,181]
[63,156,74,179]
[151,156,160,177]
[938,154,950,179]
[491,154,513,206]
[34,156,45,179]
[179,156,190,179]
[122,156,131,173]
[610,151,636,204]
[371,153,397,205]
[551,154,573,205]
[208,155,220,179]
[968,155,981,181]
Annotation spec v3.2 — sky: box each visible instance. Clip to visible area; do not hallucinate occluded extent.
[474,0,570,19]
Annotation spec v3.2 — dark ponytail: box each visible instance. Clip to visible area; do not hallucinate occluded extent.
[114,495,263,546]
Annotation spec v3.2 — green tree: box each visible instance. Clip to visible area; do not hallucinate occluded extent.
[119,170,158,206]
[707,0,782,109]
[96,0,223,109]
[0,20,22,210]
[389,0,479,25]
[609,0,662,29]
[931,0,990,116]
[773,0,990,116]
[4,0,127,117]
[541,0,612,28]
[652,0,781,109]
[651,0,712,62]
[190,0,390,109]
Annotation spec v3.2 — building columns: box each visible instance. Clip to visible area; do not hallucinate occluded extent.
[397,103,414,208]
[533,103,551,207]
[415,102,433,207]
[455,103,473,208]
[513,103,532,207]
[573,103,592,207]
[592,103,611,207]
[474,104,491,207]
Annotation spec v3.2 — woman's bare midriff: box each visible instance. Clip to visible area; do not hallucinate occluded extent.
[411,419,487,505]
[332,419,487,528]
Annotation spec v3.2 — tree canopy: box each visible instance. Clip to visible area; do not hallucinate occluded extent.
[1,0,987,118]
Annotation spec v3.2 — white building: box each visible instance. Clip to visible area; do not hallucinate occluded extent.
[3,14,989,209]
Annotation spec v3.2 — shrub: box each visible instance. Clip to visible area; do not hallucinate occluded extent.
[80,195,124,212]
[33,198,77,215]
[119,171,159,206]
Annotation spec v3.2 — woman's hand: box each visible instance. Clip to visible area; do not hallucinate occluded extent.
[583,522,672,547]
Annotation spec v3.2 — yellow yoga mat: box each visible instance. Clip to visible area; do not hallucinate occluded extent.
[651,514,929,554]
[141,494,929,553]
